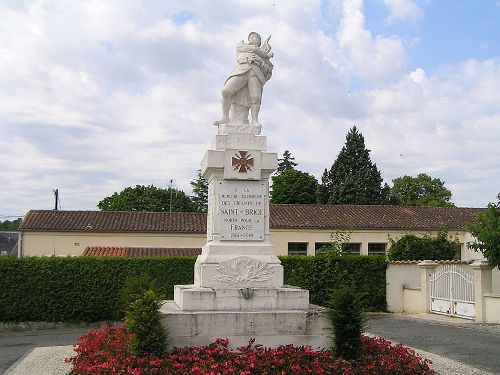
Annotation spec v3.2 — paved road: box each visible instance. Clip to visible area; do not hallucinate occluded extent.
[366,313,500,374]
[0,328,86,374]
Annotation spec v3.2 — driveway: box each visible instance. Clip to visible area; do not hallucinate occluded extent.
[366,313,500,374]
[0,328,87,374]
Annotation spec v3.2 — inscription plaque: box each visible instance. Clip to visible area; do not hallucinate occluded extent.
[215,135,266,150]
[219,180,265,241]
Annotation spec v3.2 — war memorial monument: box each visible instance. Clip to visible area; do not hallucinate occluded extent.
[160,32,330,348]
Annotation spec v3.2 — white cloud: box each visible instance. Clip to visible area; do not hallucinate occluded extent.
[383,0,424,24]
[0,1,498,216]
[333,0,407,83]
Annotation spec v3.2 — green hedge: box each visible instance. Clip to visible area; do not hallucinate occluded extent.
[280,255,387,311]
[0,256,195,322]
[0,255,387,322]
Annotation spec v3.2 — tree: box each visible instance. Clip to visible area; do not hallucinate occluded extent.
[276,150,297,174]
[0,218,22,231]
[318,126,390,205]
[189,170,208,213]
[390,173,455,207]
[97,185,196,212]
[270,169,318,204]
[387,233,457,261]
[467,194,500,268]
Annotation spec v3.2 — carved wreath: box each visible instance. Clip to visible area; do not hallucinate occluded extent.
[216,256,273,285]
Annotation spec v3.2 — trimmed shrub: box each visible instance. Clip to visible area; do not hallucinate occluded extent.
[125,290,167,356]
[0,255,387,322]
[0,256,195,322]
[328,285,365,360]
[120,273,162,314]
[388,233,457,261]
[280,254,387,311]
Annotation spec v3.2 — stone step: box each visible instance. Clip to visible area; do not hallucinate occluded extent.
[174,284,310,311]
[160,301,331,350]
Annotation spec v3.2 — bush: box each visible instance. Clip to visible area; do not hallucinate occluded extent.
[280,254,387,311]
[388,233,457,261]
[67,324,435,374]
[120,273,162,314]
[0,255,387,322]
[0,256,195,322]
[125,290,167,356]
[328,285,365,360]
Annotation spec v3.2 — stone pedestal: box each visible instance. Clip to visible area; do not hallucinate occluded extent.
[160,123,330,349]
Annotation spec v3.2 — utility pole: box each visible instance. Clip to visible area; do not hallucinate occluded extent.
[53,189,59,210]
[169,179,174,213]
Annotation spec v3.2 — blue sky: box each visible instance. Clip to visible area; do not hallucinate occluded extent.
[0,0,499,218]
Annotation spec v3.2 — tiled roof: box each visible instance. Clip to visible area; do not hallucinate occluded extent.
[19,210,207,233]
[83,246,201,257]
[269,204,483,231]
[19,205,483,233]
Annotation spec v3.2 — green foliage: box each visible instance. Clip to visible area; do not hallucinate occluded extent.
[0,255,386,322]
[315,229,351,257]
[125,290,167,356]
[0,218,22,231]
[270,168,318,204]
[467,194,500,268]
[189,169,208,213]
[0,256,195,322]
[120,274,162,314]
[97,184,196,212]
[280,255,387,311]
[388,233,457,261]
[390,173,455,207]
[318,126,390,205]
[328,285,365,360]
[276,150,298,174]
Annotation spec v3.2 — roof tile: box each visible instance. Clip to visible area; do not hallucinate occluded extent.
[83,246,201,257]
[19,205,483,233]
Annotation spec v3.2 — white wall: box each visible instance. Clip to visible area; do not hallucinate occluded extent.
[386,263,421,313]
[21,232,206,256]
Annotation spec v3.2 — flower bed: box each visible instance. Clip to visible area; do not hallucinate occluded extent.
[67,324,434,375]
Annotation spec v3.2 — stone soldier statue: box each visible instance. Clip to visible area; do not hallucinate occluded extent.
[214,32,274,126]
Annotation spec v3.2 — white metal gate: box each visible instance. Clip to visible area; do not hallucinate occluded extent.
[429,264,475,319]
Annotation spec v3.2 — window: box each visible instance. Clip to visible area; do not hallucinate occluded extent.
[315,242,330,251]
[368,243,387,255]
[342,243,361,255]
[288,242,308,255]
[454,243,462,260]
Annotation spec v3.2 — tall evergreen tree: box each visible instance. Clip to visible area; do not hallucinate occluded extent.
[276,150,298,174]
[319,126,389,205]
[189,169,208,213]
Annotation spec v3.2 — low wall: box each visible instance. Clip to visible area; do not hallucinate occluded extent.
[484,294,500,324]
[387,260,500,324]
[402,287,423,314]
[386,263,420,313]
[492,268,500,294]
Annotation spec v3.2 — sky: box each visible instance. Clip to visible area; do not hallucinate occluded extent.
[1,0,499,219]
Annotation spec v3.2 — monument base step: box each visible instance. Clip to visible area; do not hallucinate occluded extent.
[174,284,310,311]
[160,301,331,350]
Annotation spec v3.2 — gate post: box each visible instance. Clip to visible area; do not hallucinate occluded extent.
[418,260,439,312]
[471,260,492,323]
